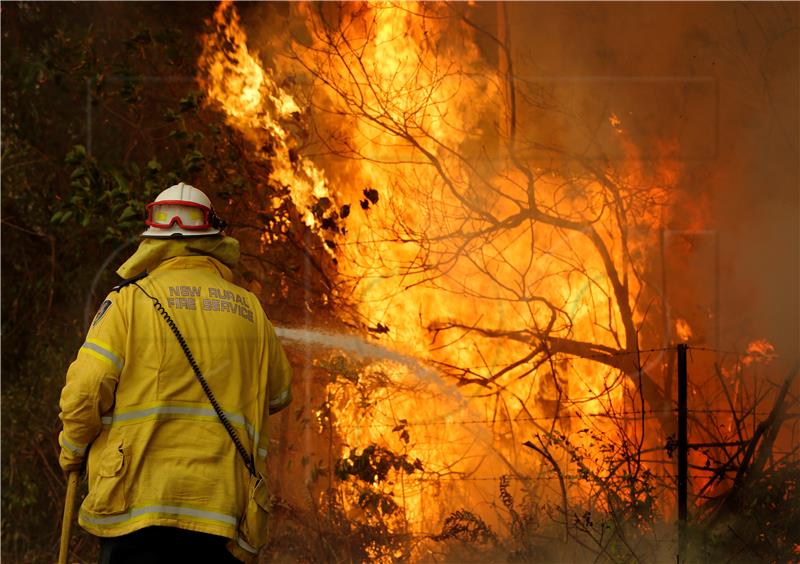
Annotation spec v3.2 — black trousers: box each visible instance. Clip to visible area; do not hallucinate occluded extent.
[99,526,242,564]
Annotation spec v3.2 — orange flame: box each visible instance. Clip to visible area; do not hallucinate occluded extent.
[199,0,689,542]
[200,1,330,231]
[675,318,693,342]
[743,338,777,366]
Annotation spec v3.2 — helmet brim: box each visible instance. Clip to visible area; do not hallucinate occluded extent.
[141,226,221,238]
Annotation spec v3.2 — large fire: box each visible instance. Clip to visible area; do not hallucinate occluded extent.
[197,1,791,558]
[202,2,330,230]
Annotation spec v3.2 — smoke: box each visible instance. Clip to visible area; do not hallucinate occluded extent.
[493,3,799,361]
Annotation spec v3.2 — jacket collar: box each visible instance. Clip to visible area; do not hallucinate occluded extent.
[116,236,239,281]
[150,255,234,281]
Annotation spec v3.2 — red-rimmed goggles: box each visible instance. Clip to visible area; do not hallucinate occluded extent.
[145,200,225,231]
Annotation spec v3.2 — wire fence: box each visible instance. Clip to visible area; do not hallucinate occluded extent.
[302,343,799,509]
[330,408,800,429]
[272,343,800,564]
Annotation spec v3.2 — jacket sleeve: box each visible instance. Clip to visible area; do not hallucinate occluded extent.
[265,320,292,416]
[254,317,292,464]
[58,292,127,472]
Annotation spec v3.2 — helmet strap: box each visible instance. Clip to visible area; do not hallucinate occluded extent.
[209,210,227,231]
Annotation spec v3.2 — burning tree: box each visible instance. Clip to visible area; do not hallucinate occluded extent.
[1,2,794,563]
[198,2,799,561]
[271,1,678,421]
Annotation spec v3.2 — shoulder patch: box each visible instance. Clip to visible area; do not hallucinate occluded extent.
[92,299,113,327]
[112,270,149,293]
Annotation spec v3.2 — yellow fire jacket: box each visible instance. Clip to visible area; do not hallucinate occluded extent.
[58,244,292,553]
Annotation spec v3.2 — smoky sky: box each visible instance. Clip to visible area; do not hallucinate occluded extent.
[496,3,799,363]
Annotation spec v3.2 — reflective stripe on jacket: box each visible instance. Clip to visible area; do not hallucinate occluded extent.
[58,254,292,541]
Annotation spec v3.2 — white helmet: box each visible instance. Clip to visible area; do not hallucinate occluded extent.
[142,183,226,238]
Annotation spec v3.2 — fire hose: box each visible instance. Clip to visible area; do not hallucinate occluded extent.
[58,471,79,564]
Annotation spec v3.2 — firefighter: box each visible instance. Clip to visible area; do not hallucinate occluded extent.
[57,182,292,563]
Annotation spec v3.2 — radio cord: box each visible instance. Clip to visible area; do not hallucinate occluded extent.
[133,282,257,477]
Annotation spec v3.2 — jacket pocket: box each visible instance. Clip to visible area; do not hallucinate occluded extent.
[231,473,271,560]
[85,436,128,515]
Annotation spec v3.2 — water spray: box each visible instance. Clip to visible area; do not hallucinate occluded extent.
[274,325,533,489]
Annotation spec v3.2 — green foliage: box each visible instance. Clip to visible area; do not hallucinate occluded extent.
[1,340,98,562]
[1,4,304,561]
[51,144,162,240]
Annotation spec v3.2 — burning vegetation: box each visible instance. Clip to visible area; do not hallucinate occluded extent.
[195,2,799,562]
[1,1,797,563]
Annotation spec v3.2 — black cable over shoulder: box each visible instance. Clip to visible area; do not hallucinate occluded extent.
[113,270,149,293]
[133,282,257,477]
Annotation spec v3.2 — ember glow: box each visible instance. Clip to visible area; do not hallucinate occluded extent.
[198,1,792,557]
[743,338,778,366]
[675,318,693,342]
